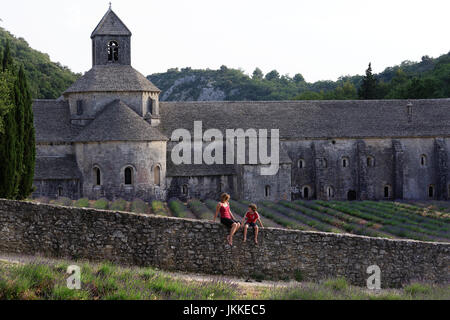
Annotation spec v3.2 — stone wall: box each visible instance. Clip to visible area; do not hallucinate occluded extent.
[0,199,448,288]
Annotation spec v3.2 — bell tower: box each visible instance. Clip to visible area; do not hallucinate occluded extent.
[91,6,132,66]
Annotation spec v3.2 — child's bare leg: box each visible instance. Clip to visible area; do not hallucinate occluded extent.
[254,225,259,244]
[243,224,248,242]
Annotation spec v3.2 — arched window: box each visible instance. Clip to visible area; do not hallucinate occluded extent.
[302,186,310,199]
[384,185,391,198]
[107,41,119,62]
[265,185,271,197]
[147,98,153,114]
[342,157,349,168]
[298,159,305,169]
[428,185,434,198]
[420,154,427,167]
[93,167,101,186]
[124,167,133,185]
[57,186,63,197]
[367,156,375,167]
[326,186,334,199]
[182,184,188,195]
[347,190,357,201]
[154,165,161,186]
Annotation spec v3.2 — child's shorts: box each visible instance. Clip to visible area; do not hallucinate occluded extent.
[221,218,240,228]
[245,222,257,228]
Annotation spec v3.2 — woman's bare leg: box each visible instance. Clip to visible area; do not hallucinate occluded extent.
[254,225,259,244]
[228,223,240,245]
[243,224,248,242]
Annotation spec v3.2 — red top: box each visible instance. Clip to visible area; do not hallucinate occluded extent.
[245,211,260,223]
[219,203,232,219]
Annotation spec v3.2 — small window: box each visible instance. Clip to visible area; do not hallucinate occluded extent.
[367,156,375,167]
[154,165,161,186]
[384,185,391,198]
[76,100,83,115]
[342,157,349,168]
[265,185,271,198]
[182,185,188,195]
[124,167,133,185]
[428,185,434,198]
[326,186,334,199]
[298,159,305,169]
[420,154,427,167]
[107,40,119,62]
[147,98,153,114]
[94,167,101,186]
[57,186,63,197]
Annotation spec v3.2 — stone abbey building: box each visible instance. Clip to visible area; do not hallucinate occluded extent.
[33,8,450,202]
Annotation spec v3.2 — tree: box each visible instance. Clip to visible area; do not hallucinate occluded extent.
[293,73,305,83]
[265,70,280,81]
[0,44,35,199]
[358,63,378,99]
[1,40,13,72]
[17,65,35,199]
[252,67,263,80]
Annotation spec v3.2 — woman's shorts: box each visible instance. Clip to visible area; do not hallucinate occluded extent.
[220,218,240,228]
[245,222,257,228]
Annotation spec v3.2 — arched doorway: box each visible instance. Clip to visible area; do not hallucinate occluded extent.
[347,190,357,201]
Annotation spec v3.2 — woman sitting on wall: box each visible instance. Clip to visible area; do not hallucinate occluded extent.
[213,193,241,246]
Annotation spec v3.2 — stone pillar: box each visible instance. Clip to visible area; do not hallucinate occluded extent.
[392,140,404,200]
[434,138,448,200]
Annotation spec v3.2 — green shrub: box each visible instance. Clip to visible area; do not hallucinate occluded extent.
[131,199,148,213]
[294,269,303,282]
[92,198,109,210]
[168,199,189,218]
[53,197,73,207]
[109,198,127,211]
[73,198,89,208]
[151,200,168,216]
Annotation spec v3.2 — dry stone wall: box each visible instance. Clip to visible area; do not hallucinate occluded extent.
[0,199,448,288]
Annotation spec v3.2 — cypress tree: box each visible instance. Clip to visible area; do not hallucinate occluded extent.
[0,73,18,198]
[0,41,34,199]
[2,41,13,72]
[17,65,35,199]
[358,63,378,99]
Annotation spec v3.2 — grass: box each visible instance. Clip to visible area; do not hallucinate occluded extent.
[50,197,73,207]
[1,259,448,300]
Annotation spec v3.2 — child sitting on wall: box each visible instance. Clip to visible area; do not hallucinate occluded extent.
[242,203,263,244]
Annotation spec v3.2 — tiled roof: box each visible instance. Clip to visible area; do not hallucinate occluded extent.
[73,100,168,142]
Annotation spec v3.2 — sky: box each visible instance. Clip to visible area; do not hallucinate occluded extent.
[1,0,449,82]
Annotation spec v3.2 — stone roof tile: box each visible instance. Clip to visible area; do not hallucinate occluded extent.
[63,65,160,94]
[73,99,168,142]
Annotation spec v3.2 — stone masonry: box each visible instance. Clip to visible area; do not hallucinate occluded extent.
[0,199,448,288]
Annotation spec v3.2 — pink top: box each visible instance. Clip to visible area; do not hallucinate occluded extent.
[219,203,232,219]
